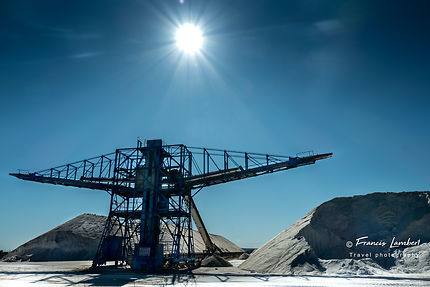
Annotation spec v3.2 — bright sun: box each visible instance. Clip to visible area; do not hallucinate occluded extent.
[175,23,203,54]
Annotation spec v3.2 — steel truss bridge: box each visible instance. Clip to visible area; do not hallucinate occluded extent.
[11,139,332,271]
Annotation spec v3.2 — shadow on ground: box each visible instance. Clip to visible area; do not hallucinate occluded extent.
[1,268,430,286]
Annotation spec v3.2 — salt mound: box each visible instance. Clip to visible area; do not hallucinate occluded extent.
[240,191,430,275]
[190,231,243,254]
[3,214,242,262]
[200,254,232,267]
[3,214,105,262]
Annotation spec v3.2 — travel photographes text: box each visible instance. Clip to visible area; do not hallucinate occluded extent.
[345,235,425,259]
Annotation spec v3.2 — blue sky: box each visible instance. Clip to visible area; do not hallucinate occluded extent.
[1,0,429,251]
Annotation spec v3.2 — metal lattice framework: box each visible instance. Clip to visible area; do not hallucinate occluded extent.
[11,139,332,271]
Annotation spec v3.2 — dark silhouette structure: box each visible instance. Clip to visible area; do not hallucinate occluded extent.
[11,139,332,271]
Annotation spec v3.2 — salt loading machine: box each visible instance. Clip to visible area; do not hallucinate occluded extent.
[11,139,332,271]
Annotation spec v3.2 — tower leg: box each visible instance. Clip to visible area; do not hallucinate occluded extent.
[132,140,164,272]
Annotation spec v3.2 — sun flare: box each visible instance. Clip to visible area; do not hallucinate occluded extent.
[175,23,203,54]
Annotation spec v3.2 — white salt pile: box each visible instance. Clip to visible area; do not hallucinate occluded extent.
[240,191,430,275]
[3,214,243,262]
[200,254,232,267]
[3,214,105,262]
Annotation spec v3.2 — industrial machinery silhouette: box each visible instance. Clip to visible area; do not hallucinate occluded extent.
[11,139,332,271]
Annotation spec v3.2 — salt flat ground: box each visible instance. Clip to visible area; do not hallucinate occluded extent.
[0,260,429,287]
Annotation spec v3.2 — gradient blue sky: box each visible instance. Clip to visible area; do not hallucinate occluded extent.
[1,0,429,251]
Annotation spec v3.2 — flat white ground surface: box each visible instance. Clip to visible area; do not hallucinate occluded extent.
[1,260,429,287]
